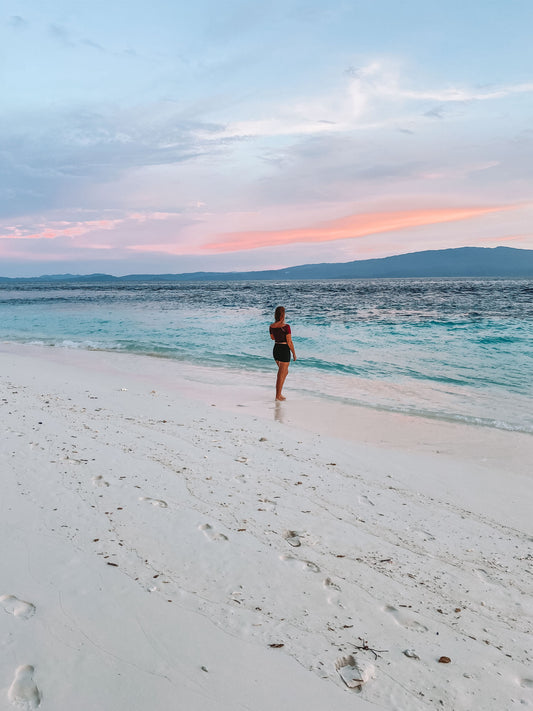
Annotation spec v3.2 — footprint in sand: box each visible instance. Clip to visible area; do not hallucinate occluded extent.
[92,475,109,488]
[139,497,168,508]
[323,577,341,591]
[324,577,343,607]
[413,529,436,541]
[283,530,302,547]
[199,523,228,541]
[476,568,502,586]
[335,654,374,688]
[385,605,428,632]
[0,595,36,620]
[260,499,277,512]
[280,554,320,573]
[358,494,375,507]
[520,679,533,688]
[8,665,41,709]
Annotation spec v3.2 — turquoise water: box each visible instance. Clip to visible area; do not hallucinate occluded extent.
[1,278,532,432]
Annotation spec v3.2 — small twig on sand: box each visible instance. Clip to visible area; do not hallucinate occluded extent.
[352,637,388,660]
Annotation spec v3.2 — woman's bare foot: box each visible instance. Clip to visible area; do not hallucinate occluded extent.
[276,395,286,401]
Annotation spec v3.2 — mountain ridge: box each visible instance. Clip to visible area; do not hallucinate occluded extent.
[1,246,532,282]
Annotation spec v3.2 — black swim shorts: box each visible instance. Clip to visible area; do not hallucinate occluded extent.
[273,344,291,362]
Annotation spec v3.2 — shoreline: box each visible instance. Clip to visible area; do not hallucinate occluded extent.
[1,342,532,709]
[3,341,531,469]
[2,335,531,436]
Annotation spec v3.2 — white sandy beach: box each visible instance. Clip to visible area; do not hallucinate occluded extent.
[1,343,532,710]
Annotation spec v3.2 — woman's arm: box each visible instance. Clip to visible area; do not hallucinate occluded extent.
[286,333,296,360]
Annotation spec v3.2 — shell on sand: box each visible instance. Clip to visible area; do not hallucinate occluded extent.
[335,654,375,688]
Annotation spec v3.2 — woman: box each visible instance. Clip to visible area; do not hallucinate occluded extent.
[269,305,296,401]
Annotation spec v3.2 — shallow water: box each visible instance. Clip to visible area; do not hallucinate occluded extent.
[1,278,532,432]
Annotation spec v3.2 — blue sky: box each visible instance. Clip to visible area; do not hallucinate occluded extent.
[1,0,532,275]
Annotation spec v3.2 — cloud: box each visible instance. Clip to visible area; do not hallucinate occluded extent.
[43,20,109,53]
[205,61,533,141]
[1,219,126,242]
[0,104,234,218]
[0,209,211,270]
[8,15,27,29]
[2,50,531,272]
[0,211,180,244]
[391,82,533,102]
[81,38,105,52]
[348,62,533,104]
[484,233,533,244]
[424,105,447,119]
[48,24,74,46]
[127,242,201,256]
[204,205,520,253]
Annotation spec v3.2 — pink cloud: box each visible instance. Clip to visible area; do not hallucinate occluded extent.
[203,205,520,253]
[0,212,178,243]
[0,219,124,241]
[127,243,201,256]
[484,233,533,244]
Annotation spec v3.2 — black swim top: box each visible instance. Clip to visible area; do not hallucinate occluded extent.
[270,324,291,343]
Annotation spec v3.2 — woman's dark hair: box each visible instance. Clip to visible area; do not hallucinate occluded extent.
[274,305,285,321]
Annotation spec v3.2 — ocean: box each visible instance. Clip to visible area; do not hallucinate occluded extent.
[1,278,532,433]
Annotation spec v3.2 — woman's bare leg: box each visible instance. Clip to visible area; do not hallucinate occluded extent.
[276,362,290,400]
[275,361,284,400]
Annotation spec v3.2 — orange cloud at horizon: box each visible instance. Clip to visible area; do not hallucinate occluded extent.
[204,205,519,253]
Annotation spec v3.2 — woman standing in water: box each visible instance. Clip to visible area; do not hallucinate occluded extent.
[269,306,296,401]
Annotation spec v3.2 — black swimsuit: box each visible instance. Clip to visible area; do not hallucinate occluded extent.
[270,324,291,362]
[273,343,291,362]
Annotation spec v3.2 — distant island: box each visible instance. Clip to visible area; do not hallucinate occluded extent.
[1,246,532,282]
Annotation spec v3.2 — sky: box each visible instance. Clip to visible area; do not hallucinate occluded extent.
[1,0,533,276]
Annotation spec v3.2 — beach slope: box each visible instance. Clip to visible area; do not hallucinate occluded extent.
[1,344,532,710]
